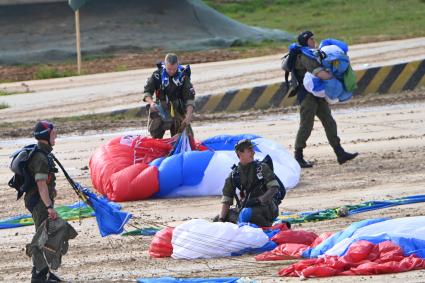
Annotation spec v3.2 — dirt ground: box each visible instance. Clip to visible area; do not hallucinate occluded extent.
[0,47,285,83]
[1,89,425,282]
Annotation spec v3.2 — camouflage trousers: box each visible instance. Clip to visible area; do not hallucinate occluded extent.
[148,111,193,139]
[295,93,341,150]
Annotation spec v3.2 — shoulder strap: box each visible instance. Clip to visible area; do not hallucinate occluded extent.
[230,164,242,208]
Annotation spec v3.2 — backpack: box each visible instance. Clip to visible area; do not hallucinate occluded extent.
[231,155,286,208]
[8,144,47,200]
[262,155,286,205]
[281,47,302,98]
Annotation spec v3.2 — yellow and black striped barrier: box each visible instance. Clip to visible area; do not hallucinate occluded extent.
[111,58,425,117]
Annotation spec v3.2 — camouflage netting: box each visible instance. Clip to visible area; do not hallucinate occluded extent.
[0,0,293,64]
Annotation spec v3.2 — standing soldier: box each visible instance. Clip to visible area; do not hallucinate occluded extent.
[288,31,358,167]
[143,53,195,138]
[9,121,77,283]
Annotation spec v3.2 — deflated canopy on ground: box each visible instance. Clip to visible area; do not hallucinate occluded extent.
[89,134,301,202]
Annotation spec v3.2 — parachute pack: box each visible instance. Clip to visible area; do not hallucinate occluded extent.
[8,144,50,200]
[281,44,320,98]
[231,155,286,207]
[281,47,302,98]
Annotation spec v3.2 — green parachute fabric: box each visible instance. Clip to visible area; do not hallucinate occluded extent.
[276,194,425,224]
[0,201,93,229]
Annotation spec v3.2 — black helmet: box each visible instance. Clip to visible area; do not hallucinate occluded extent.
[34,120,54,142]
[234,139,254,152]
[298,30,314,46]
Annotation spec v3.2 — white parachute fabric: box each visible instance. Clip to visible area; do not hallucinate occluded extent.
[252,137,301,190]
[171,151,236,197]
[303,72,339,104]
[171,219,269,259]
[162,136,300,198]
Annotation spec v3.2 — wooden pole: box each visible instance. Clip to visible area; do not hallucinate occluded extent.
[75,9,82,74]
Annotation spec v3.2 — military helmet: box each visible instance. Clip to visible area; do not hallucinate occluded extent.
[234,139,254,152]
[34,120,54,142]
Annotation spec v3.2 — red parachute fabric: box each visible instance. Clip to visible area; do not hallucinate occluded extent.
[90,135,207,201]
[149,227,174,258]
[278,240,425,278]
[256,243,309,261]
[109,163,159,202]
[90,136,174,201]
[256,231,333,261]
[90,136,135,196]
[263,223,291,232]
[310,232,333,248]
[271,230,318,245]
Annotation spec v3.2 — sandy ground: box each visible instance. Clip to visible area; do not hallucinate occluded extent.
[1,89,425,282]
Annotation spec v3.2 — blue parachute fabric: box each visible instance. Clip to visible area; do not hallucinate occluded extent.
[302,218,388,258]
[348,194,425,216]
[231,240,277,256]
[324,78,352,102]
[81,186,132,237]
[137,278,240,283]
[312,76,325,92]
[155,154,184,196]
[288,43,317,60]
[169,131,192,155]
[182,151,214,186]
[201,134,260,151]
[169,136,184,156]
[154,151,213,197]
[319,38,349,54]
[0,214,32,229]
[323,54,350,78]
[238,208,253,224]
[149,157,166,167]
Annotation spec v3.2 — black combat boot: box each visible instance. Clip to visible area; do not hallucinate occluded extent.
[294,149,313,168]
[334,145,358,165]
[31,267,49,283]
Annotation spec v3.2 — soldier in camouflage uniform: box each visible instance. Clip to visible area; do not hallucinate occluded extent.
[218,139,280,227]
[24,121,76,283]
[293,30,358,168]
[143,53,195,138]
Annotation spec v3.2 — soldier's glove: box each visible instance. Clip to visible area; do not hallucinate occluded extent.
[245,198,261,208]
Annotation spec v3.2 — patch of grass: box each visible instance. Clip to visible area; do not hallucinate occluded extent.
[115,64,128,72]
[34,66,79,80]
[0,102,10,109]
[205,0,425,44]
[0,90,12,96]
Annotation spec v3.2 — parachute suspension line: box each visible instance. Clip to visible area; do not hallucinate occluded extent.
[51,154,91,206]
